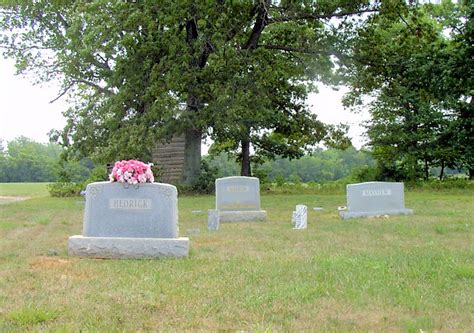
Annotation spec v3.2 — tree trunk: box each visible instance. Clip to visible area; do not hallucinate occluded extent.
[182,92,201,185]
[439,160,445,181]
[424,159,429,180]
[240,139,251,177]
[182,127,201,185]
[469,169,473,180]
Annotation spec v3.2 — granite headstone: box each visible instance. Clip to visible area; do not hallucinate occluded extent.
[68,181,189,258]
[215,176,267,222]
[339,181,413,219]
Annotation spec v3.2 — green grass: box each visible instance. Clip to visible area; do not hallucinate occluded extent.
[0,184,472,331]
[0,183,50,197]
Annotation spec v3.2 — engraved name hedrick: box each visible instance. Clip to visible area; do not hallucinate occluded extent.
[109,198,152,210]
[362,189,392,197]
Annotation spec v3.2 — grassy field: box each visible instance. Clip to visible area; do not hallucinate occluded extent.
[0,183,472,331]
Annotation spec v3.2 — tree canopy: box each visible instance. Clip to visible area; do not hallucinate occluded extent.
[1,0,383,182]
[342,1,473,180]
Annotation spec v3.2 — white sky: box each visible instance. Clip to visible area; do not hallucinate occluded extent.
[0,57,369,149]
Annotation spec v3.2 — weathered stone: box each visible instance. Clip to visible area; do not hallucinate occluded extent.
[293,205,307,229]
[340,182,413,219]
[68,181,189,259]
[215,176,267,222]
[68,236,189,259]
[82,182,178,238]
[207,209,220,231]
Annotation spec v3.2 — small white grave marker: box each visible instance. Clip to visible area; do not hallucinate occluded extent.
[293,204,307,229]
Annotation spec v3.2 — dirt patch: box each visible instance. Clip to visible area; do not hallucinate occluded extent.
[30,256,72,269]
[0,196,31,205]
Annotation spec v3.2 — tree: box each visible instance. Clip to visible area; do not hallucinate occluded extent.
[0,137,58,182]
[0,137,95,183]
[342,1,473,180]
[1,0,381,182]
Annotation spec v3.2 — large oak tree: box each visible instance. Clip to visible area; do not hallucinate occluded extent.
[1,0,382,183]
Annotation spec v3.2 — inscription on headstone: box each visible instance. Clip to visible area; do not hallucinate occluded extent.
[109,198,152,210]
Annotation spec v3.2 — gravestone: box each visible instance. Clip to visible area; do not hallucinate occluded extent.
[339,181,413,219]
[293,205,307,229]
[215,176,267,222]
[68,181,189,258]
[208,209,220,231]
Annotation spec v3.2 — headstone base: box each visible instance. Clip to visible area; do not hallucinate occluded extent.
[68,235,189,259]
[219,210,267,222]
[339,208,414,220]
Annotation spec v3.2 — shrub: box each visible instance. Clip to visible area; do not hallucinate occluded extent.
[47,182,83,197]
[275,175,285,187]
[351,165,381,182]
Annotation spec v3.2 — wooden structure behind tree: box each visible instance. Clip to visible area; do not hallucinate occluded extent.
[152,135,191,184]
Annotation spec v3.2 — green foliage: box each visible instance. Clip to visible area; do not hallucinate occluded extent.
[275,175,286,187]
[191,160,219,195]
[343,1,473,180]
[351,165,382,182]
[84,165,109,184]
[0,137,95,183]
[176,159,219,195]
[265,147,375,183]
[7,307,59,327]
[252,164,271,185]
[207,147,375,183]
[205,152,239,178]
[0,137,60,182]
[407,178,474,191]
[46,182,83,197]
[0,0,382,180]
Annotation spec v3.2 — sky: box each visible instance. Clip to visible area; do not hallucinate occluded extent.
[0,57,369,149]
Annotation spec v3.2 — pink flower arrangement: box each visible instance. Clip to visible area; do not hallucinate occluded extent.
[109,160,155,184]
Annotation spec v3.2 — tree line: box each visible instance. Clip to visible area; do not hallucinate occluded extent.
[207,147,375,183]
[1,137,467,184]
[0,137,93,183]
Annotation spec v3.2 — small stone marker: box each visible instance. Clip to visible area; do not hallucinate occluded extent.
[215,176,267,222]
[68,181,189,259]
[186,228,200,236]
[208,209,220,231]
[293,205,307,229]
[339,182,413,219]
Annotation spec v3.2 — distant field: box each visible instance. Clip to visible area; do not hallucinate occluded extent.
[0,183,50,197]
[0,184,472,331]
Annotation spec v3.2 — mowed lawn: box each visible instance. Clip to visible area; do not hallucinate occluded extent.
[0,183,472,331]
